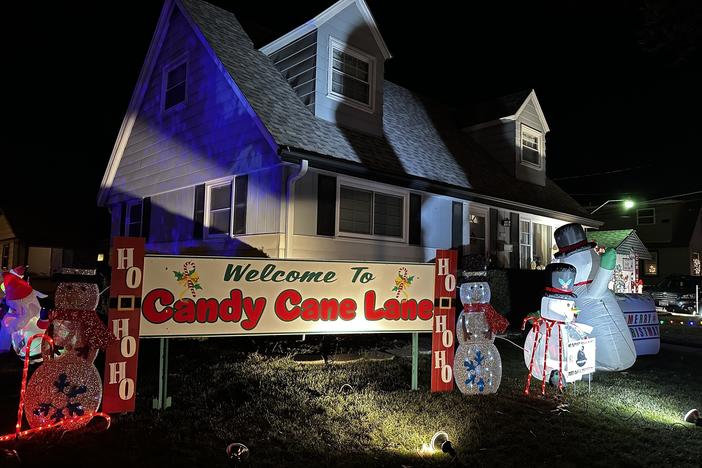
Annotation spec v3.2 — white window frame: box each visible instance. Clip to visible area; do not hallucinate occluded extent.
[467,205,489,257]
[161,56,189,114]
[204,176,234,239]
[520,124,543,169]
[335,178,408,243]
[519,219,533,269]
[518,214,562,269]
[637,208,656,225]
[327,37,375,113]
[125,200,143,237]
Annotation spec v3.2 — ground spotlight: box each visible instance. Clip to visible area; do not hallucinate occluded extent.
[684,409,701,426]
[226,442,250,466]
[430,431,456,457]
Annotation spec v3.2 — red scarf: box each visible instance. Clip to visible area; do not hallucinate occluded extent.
[463,303,509,334]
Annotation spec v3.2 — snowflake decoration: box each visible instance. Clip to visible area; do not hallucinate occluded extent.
[33,373,87,423]
[463,350,488,393]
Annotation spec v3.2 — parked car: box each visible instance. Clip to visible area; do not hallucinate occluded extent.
[647,275,701,314]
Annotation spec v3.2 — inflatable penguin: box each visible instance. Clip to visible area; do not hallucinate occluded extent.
[523,263,594,394]
[551,223,636,371]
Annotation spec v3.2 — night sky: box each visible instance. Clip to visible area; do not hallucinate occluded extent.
[4,0,701,245]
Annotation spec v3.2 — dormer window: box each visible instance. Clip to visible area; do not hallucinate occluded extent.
[328,37,375,112]
[162,59,188,112]
[520,124,543,168]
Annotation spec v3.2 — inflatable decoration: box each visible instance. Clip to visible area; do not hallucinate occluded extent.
[552,224,636,371]
[523,263,595,395]
[453,274,508,395]
[1,267,48,362]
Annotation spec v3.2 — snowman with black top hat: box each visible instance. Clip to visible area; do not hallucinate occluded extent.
[523,263,594,395]
[551,223,636,371]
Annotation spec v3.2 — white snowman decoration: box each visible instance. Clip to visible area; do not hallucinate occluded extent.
[523,263,594,395]
[551,223,636,371]
[453,275,508,395]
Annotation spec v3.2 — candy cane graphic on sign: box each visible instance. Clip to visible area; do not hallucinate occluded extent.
[393,267,414,301]
[174,261,202,299]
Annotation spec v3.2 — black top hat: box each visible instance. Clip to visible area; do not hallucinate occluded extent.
[553,223,596,258]
[543,263,577,299]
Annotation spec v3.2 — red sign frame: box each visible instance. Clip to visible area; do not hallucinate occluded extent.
[431,249,457,392]
[102,237,145,413]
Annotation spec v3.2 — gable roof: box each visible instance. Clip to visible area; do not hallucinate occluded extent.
[99,0,596,226]
[587,229,651,259]
[259,0,391,59]
[461,89,550,132]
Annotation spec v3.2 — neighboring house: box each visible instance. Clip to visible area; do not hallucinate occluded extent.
[98,0,600,270]
[0,208,108,278]
[598,199,702,285]
[0,208,72,277]
[586,229,651,293]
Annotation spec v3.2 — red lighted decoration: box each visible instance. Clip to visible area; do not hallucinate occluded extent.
[102,237,145,413]
[431,249,457,392]
[0,333,110,443]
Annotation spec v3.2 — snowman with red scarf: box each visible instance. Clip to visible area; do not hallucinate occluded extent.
[551,223,636,371]
[523,263,594,395]
[453,272,509,395]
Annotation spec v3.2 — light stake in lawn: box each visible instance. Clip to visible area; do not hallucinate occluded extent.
[430,431,456,457]
[226,442,250,466]
[684,409,702,427]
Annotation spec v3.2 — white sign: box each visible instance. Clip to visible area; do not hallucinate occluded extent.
[565,337,596,382]
[140,256,435,337]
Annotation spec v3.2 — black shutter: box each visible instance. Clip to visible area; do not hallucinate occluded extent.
[510,212,520,268]
[193,184,205,240]
[317,174,336,236]
[409,193,422,245]
[489,208,498,257]
[119,202,126,236]
[233,176,248,235]
[142,197,152,241]
[451,201,463,249]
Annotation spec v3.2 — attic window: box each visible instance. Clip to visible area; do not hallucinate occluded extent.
[162,60,187,112]
[328,38,374,112]
[520,125,543,168]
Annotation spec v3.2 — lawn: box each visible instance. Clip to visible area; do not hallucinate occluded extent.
[659,318,702,347]
[1,330,700,467]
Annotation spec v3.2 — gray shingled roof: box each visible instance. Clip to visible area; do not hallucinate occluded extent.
[180,0,592,220]
[587,229,651,259]
[460,89,532,128]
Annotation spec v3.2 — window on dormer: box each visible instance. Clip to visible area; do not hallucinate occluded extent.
[520,124,542,168]
[162,60,187,112]
[328,38,374,112]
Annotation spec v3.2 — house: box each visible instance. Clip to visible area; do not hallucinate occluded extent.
[98,0,600,272]
[0,208,107,279]
[586,229,651,293]
[598,198,702,284]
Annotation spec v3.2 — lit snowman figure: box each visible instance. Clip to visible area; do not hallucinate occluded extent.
[453,275,508,395]
[523,263,595,395]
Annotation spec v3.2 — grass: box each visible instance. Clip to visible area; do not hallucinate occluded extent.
[1,330,701,467]
[659,318,702,347]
